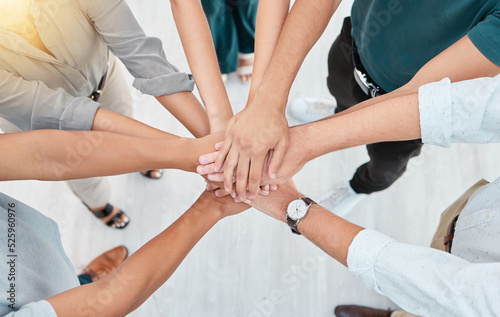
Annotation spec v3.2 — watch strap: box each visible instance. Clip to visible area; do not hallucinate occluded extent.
[301,197,316,206]
[287,216,301,235]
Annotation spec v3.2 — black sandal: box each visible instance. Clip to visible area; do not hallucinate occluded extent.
[90,203,130,229]
[141,170,163,180]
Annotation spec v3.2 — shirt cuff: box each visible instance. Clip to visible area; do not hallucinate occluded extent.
[418,78,453,147]
[133,72,195,97]
[347,229,395,292]
[59,97,101,131]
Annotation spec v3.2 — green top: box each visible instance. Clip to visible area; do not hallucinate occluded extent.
[351,0,500,92]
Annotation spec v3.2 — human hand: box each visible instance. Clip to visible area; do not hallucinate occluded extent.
[198,188,250,219]
[204,179,277,200]
[197,126,307,198]
[212,101,289,201]
[246,179,302,222]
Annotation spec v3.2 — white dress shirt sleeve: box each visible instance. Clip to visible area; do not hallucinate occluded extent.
[347,229,500,316]
[76,0,195,97]
[0,69,100,131]
[419,75,500,147]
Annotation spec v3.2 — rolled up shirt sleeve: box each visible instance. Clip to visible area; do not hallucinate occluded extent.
[77,0,195,96]
[419,75,500,147]
[0,70,100,131]
[4,300,57,317]
[347,229,500,316]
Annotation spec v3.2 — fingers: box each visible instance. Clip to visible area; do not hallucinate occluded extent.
[235,155,251,200]
[214,139,232,173]
[199,152,218,165]
[268,139,288,180]
[222,147,239,192]
[247,155,266,199]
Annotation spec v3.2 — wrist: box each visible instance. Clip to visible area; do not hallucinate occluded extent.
[191,192,225,221]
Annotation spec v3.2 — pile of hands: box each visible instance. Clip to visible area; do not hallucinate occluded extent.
[195,105,309,220]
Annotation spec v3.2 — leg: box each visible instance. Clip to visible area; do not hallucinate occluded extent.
[231,0,258,82]
[328,17,423,195]
[327,17,370,113]
[350,140,423,194]
[201,0,239,74]
[231,0,257,55]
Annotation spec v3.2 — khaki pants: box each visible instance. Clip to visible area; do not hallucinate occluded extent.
[0,54,133,208]
[390,179,489,317]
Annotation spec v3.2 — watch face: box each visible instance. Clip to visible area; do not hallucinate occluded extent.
[287,199,308,221]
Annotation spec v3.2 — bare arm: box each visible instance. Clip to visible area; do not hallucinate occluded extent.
[170,0,233,132]
[47,192,248,317]
[247,0,291,103]
[214,0,342,201]
[249,181,362,266]
[155,92,210,138]
[0,129,223,181]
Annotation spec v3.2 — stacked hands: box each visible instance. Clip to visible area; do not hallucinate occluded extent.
[196,119,307,204]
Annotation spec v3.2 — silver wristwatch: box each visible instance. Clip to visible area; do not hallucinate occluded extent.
[286,197,316,235]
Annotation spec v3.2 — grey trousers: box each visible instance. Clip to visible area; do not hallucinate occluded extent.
[0,54,133,208]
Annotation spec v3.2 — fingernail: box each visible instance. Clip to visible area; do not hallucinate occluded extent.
[261,191,269,195]
[232,176,236,183]
[271,173,277,179]
[214,166,219,172]
[197,166,204,173]
[231,192,236,198]
[208,174,214,180]
[263,185,270,191]
[271,185,278,191]
[200,156,208,164]
[206,184,210,190]
[215,191,220,197]
[225,186,230,192]
[249,195,256,200]
[243,199,251,204]
[215,142,223,150]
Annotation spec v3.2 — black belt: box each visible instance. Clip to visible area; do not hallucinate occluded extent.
[352,40,387,98]
[443,214,460,253]
[89,70,108,102]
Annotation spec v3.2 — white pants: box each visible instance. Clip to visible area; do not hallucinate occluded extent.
[0,54,133,209]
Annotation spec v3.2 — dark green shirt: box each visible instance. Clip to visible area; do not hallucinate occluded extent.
[351,0,500,92]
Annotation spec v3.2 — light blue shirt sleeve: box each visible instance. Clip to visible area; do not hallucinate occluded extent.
[347,229,500,316]
[76,0,195,96]
[4,301,56,317]
[418,75,500,147]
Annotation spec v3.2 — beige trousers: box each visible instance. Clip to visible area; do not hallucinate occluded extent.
[390,179,490,317]
[0,54,133,208]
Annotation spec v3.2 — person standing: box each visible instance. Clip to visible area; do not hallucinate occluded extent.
[201,0,258,82]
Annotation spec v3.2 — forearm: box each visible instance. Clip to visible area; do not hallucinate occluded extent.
[170,0,233,132]
[248,0,291,103]
[0,130,223,181]
[48,196,223,317]
[156,92,210,138]
[92,108,177,139]
[252,0,341,110]
[295,92,421,162]
[298,205,363,266]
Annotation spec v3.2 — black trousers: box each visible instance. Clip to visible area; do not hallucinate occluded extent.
[327,17,423,194]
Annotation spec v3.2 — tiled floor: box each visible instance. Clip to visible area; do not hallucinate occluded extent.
[2,1,500,316]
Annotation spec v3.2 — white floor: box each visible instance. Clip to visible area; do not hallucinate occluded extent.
[2,1,500,316]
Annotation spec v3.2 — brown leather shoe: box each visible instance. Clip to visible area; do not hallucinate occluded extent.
[81,246,128,282]
[334,305,394,317]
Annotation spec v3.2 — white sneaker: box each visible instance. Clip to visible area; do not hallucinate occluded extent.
[288,97,336,123]
[318,181,366,217]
